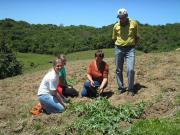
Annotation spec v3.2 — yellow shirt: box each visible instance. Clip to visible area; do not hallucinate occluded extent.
[112,19,139,46]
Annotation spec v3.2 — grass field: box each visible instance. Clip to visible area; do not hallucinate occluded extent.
[16,48,143,73]
[129,112,180,135]
[0,49,179,134]
[16,52,54,73]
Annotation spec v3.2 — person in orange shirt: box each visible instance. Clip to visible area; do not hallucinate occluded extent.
[81,50,109,97]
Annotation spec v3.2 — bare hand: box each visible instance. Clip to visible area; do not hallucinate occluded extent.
[90,81,95,87]
[63,104,69,110]
[98,87,103,94]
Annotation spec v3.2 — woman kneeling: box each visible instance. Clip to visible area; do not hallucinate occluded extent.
[37,59,66,114]
[81,50,109,98]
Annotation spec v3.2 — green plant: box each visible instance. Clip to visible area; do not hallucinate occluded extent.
[33,123,41,131]
[65,98,145,135]
[0,37,22,79]
[68,76,78,85]
[129,113,180,135]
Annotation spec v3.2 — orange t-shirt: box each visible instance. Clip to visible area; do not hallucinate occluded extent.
[87,60,109,82]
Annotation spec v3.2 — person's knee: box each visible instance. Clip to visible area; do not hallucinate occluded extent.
[84,81,91,87]
[55,105,65,113]
[81,90,87,97]
[63,88,79,97]
[73,90,79,97]
[70,88,79,97]
[116,68,123,73]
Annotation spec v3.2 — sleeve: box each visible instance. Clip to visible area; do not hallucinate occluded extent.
[103,63,109,78]
[112,24,117,41]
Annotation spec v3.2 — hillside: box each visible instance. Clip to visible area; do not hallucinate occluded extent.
[0,19,180,55]
[0,50,180,134]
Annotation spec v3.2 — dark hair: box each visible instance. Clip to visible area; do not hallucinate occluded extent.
[95,49,104,58]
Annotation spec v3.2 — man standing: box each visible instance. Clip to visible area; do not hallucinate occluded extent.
[112,8,140,96]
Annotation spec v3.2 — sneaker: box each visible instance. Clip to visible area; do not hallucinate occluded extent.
[118,88,126,95]
[118,90,123,94]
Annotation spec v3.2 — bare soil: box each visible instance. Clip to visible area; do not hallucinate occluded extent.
[0,51,180,134]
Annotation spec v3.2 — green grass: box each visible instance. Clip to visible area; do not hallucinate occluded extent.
[129,112,180,135]
[66,48,115,61]
[175,94,180,106]
[16,48,143,73]
[66,48,143,61]
[16,52,54,73]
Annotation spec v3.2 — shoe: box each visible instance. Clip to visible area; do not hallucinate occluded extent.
[118,91,123,95]
[118,88,126,95]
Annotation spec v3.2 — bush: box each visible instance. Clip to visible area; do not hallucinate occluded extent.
[0,38,22,79]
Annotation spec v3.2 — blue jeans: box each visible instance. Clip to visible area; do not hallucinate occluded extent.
[38,94,65,114]
[81,81,101,97]
[115,45,135,91]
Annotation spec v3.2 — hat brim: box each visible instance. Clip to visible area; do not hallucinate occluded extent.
[117,14,128,19]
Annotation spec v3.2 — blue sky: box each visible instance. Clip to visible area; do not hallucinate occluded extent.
[0,0,180,27]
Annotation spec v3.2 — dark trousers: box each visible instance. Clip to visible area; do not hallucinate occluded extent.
[81,81,101,97]
[63,86,79,97]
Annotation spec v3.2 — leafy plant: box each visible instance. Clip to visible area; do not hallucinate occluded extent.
[68,76,78,85]
[33,123,41,131]
[0,36,22,79]
[65,97,145,135]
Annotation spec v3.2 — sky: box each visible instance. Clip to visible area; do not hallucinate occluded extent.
[0,0,180,28]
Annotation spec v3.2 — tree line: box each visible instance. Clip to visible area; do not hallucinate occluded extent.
[1,18,180,55]
[0,18,180,79]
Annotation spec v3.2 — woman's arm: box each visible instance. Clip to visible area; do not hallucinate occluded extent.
[54,90,66,108]
[87,74,95,87]
[99,78,108,94]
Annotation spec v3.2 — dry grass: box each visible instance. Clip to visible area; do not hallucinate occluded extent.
[0,51,180,134]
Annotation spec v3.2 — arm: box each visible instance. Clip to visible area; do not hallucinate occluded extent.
[112,24,117,41]
[87,62,95,87]
[99,63,109,94]
[87,74,95,87]
[54,90,66,108]
[99,78,108,94]
[135,22,140,45]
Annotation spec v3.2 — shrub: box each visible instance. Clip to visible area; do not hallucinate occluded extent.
[0,38,22,79]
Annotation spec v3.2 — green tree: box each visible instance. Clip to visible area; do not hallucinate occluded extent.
[0,37,22,79]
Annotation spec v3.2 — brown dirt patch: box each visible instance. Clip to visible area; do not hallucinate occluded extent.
[0,51,180,133]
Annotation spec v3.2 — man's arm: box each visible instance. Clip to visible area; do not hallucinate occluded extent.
[112,25,117,41]
[135,22,140,45]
